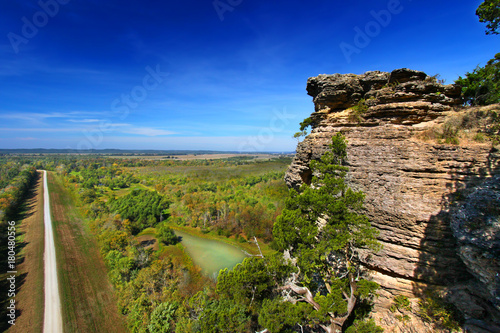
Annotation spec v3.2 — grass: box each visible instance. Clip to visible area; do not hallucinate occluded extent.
[416,104,500,145]
[131,158,291,183]
[1,172,44,333]
[109,183,153,198]
[348,99,369,123]
[47,172,128,333]
[418,291,462,331]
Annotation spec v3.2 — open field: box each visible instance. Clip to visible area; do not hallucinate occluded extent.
[47,172,127,333]
[105,153,289,161]
[131,158,292,183]
[5,172,45,333]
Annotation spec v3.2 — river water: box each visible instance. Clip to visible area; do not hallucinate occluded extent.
[173,229,247,278]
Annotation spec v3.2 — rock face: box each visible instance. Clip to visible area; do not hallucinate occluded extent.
[286,69,500,332]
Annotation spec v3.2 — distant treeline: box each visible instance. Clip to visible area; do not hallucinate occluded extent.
[0,148,292,155]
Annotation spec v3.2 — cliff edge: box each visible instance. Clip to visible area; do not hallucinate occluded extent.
[286,69,500,332]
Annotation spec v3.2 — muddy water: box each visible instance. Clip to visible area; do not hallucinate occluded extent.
[173,229,247,278]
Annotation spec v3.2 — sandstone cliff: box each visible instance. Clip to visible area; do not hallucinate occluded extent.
[285,69,500,332]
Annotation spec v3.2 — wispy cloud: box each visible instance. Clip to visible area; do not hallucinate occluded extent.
[67,119,101,123]
[0,127,82,132]
[121,126,176,136]
[0,111,104,122]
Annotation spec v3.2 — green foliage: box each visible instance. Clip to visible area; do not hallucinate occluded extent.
[294,117,314,141]
[197,299,250,333]
[156,223,179,245]
[217,255,294,311]
[147,302,179,333]
[390,295,411,313]
[274,133,379,277]
[345,319,384,333]
[258,299,311,333]
[418,291,462,332]
[271,133,380,330]
[441,120,461,145]
[477,0,500,35]
[109,189,170,234]
[348,99,369,122]
[455,53,500,106]
[0,165,38,221]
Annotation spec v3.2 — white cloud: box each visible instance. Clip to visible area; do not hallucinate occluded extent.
[0,127,81,132]
[121,126,176,136]
[67,119,101,123]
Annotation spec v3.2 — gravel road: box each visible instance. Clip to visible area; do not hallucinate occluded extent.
[43,171,63,333]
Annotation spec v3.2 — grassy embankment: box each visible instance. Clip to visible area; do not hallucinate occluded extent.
[1,172,44,333]
[47,172,127,333]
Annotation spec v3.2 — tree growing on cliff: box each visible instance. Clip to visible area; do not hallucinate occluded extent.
[477,0,500,35]
[455,53,500,106]
[267,133,381,332]
[293,117,313,142]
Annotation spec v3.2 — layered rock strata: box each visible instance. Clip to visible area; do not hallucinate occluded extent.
[285,69,500,332]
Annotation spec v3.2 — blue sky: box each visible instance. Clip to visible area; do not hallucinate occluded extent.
[0,0,497,151]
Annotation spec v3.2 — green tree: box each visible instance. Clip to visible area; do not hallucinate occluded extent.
[156,223,179,245]
[293,117,314,142]
[455,53,500,105]
[270,133,381,332]
[147,302,178,333]
[477,0,500,35]
[197,299,251,332]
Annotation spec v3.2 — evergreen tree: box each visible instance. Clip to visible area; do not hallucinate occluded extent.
[269,133,380,332]
[477,0,500,35]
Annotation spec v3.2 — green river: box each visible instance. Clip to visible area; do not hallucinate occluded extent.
[173,229,248,278]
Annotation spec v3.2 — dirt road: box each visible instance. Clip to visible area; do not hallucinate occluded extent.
[43,170,63,333]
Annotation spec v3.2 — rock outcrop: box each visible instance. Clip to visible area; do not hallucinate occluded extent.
[286,69,500,332]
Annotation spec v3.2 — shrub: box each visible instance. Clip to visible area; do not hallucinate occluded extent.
[390,295,411,313]
[348,99,369,122]
[345,319,384,333]
[418,291,462,332]
[156,223,179,245]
